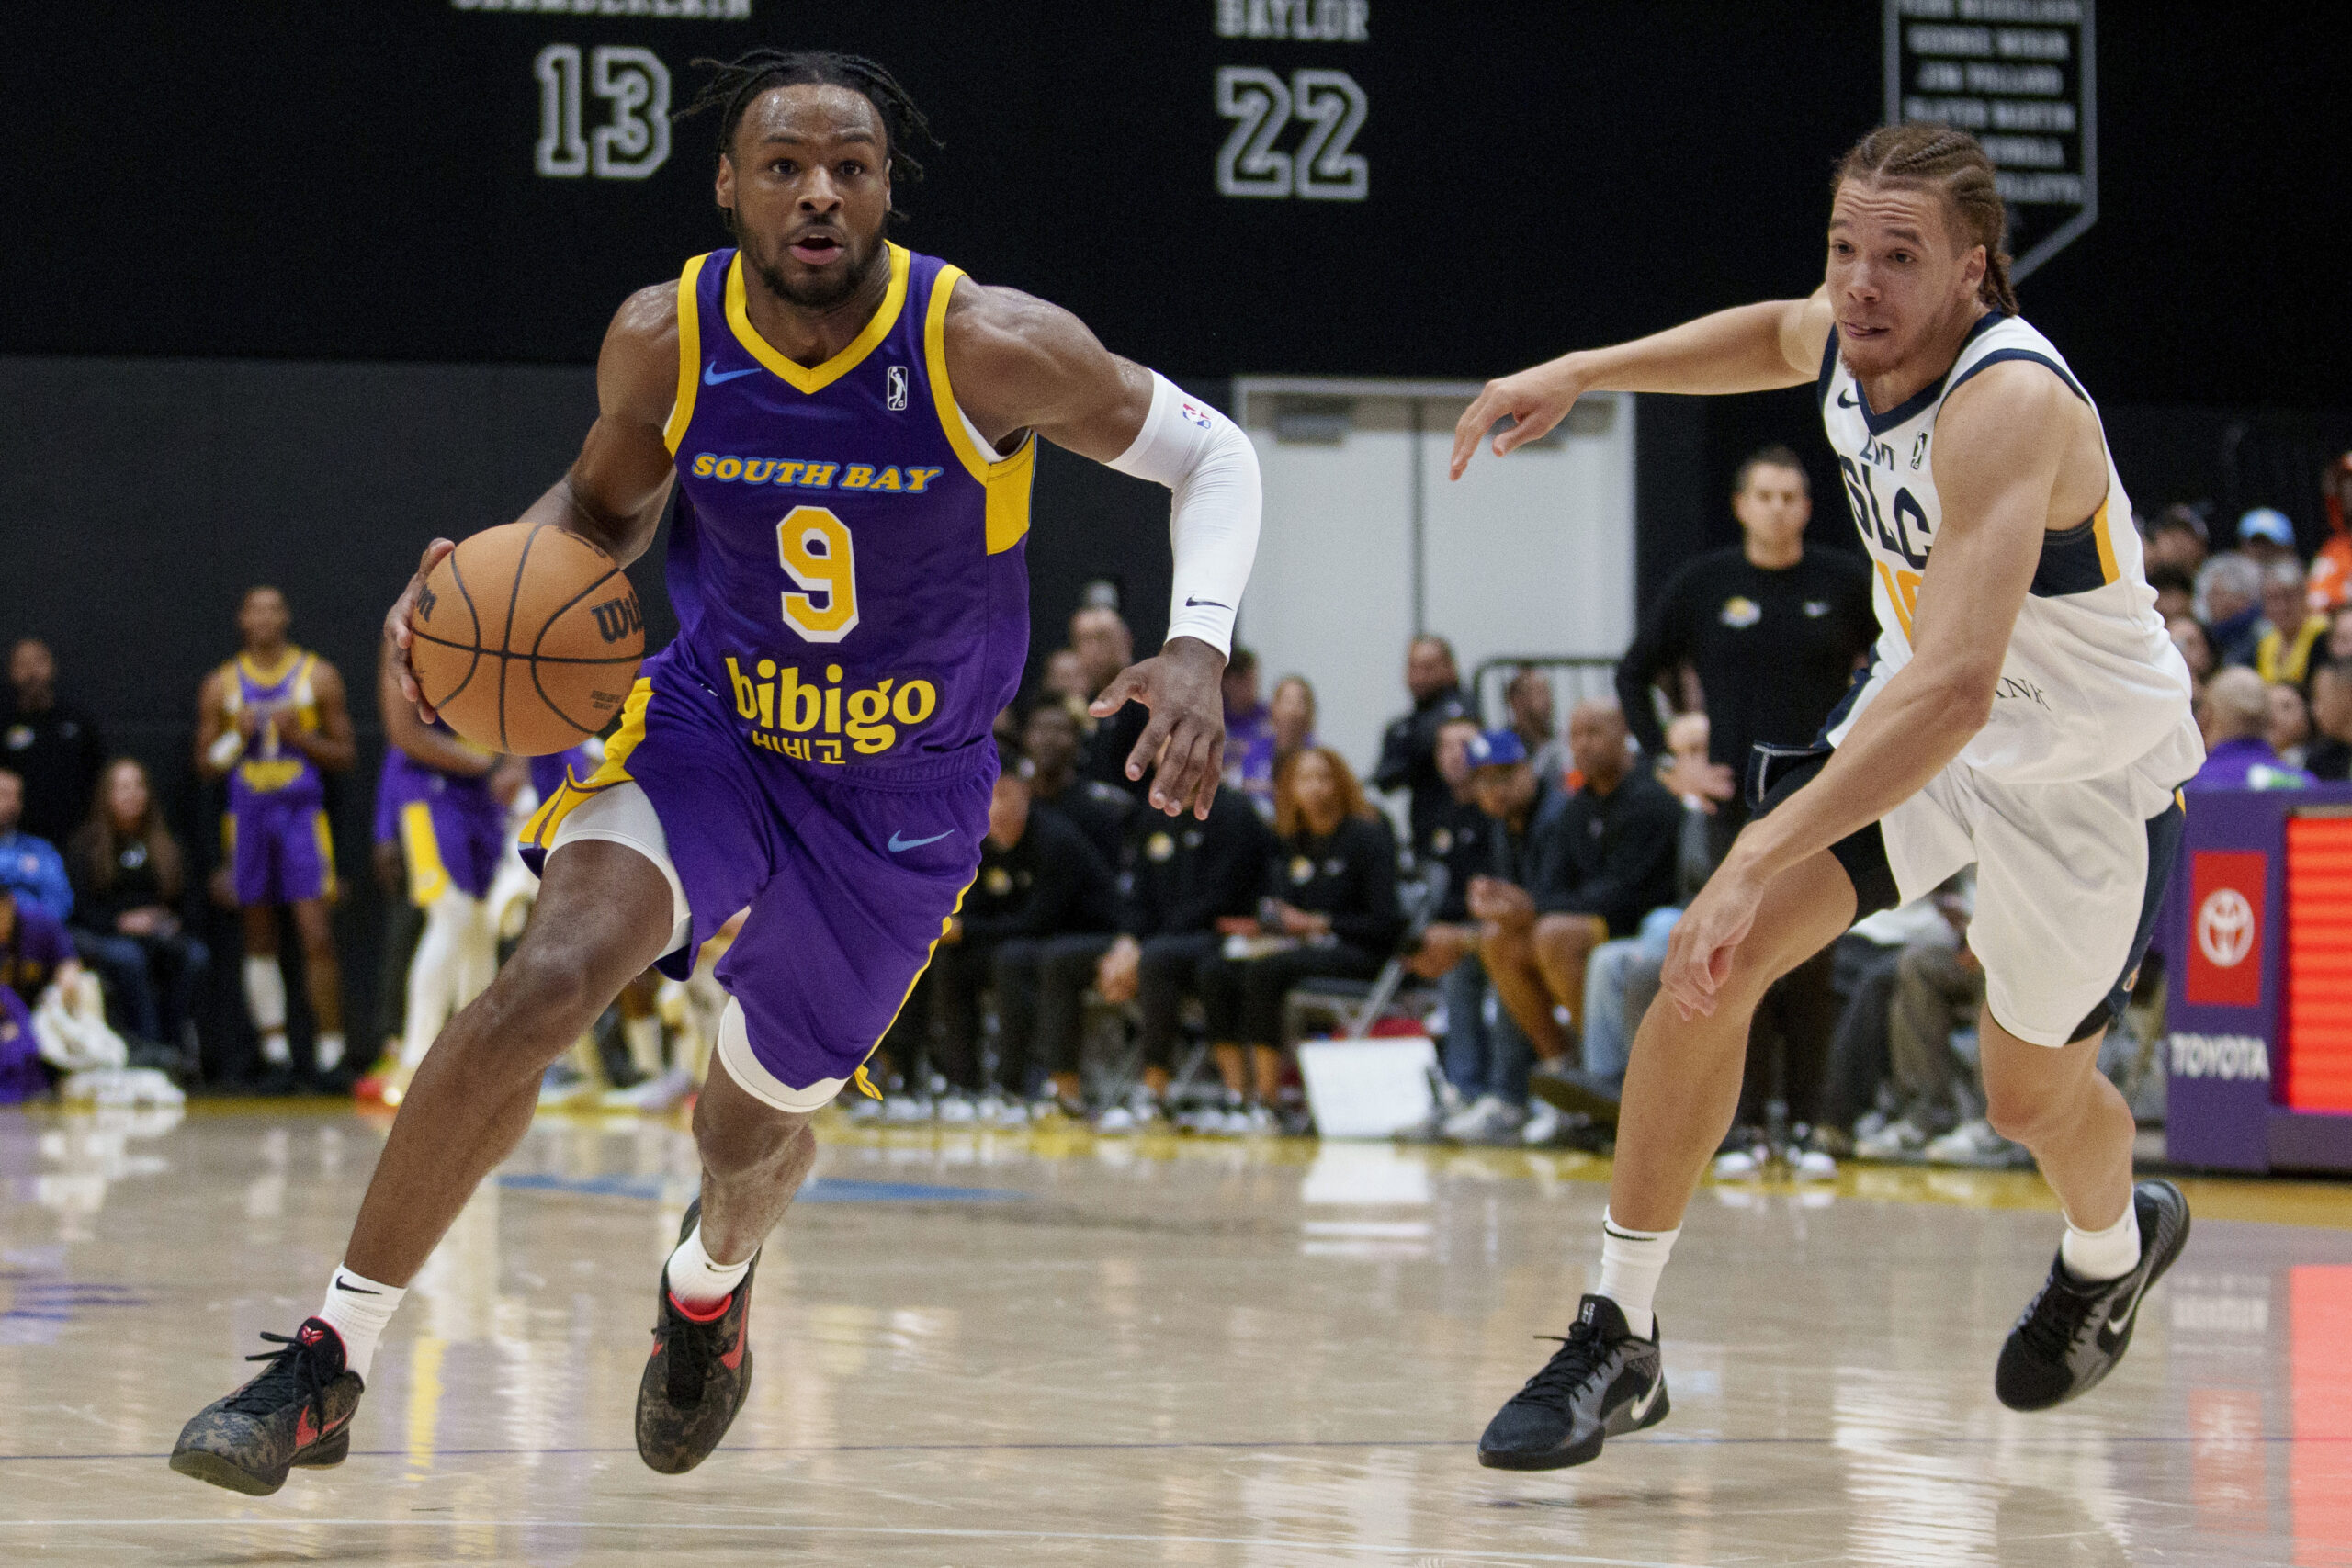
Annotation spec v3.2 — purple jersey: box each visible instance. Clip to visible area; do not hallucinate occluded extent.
[220,650,327,813]
[664,243,1034,781]
[375,729,507,903]
[2,896,73,1003]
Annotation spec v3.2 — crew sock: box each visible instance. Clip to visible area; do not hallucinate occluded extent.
[1594,1207,1679,1338]
[315,1032,345,1073]
[666,1223,751,1312]
[244,957,289,1065]
[2060,1199,2142,1284]
[316,1264,407,1383]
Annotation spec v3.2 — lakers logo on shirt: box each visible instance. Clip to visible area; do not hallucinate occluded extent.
[1719,596,1762,628]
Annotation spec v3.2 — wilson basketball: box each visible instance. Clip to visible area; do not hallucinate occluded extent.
[407,521,644,756]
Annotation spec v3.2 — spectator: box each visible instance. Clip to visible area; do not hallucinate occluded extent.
[1087,786,1276,1132]
[1220,648,1281,805]
[2307,659,2352,782]
[65,758,208,1050]
[2192,667,2315,789]
[1851,878,2018,1164]
[2147,567,2195,626]
[1374,635,1474,862]
[1505,667,1571,787]
[1478,702,1682,1077]
[2332,605,2352,665]
[925,749,1121,1122]
[1404,719,1536,1145]
[2195,553,2266,668]
[1616,444,1875,863]
[2143,503,2211,578]
[0,887,76,1008]
[2167,616,2217,690]
[2268,682,2312,770]
[0,767,72,922]
[2310,455,2352,612]
[1197,747,1401,1133]
[1021,703,1132,868]
[2236,506,2299,569]
[1817,880,1967,1150]
[1261,676,1317,808]
[2255,559,2328,685]
[1070,605,1151,797]
[3,639,107,848]
[1042,648,1090,706]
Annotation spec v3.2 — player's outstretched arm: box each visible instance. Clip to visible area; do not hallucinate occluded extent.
[1450,291,1834,479]
[948,284,1261,820]
[1658,361,2068,1016]
[386,283,681,720]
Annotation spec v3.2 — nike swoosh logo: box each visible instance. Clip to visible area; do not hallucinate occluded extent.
[703,363,761,386]
[1836,389,1859,408]
[334,1280,382,1294]
[1626,1376,1663,1423]
[1184,596,1230,609]
[2104,1271,2153,1339]
[888,829,951,852]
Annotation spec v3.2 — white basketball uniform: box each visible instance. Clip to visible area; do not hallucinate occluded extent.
[1818,311,2204,1045]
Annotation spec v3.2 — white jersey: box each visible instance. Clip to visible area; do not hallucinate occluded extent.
[1819,312,2200,795]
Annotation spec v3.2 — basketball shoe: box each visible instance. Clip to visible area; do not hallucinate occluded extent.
[1477,1293,1669,1470]
[169,1318,364,1495]
[636,1198,756,1473]
[1996,1178,2190,1412]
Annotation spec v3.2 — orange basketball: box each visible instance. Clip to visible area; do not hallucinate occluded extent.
[407,522,644,755]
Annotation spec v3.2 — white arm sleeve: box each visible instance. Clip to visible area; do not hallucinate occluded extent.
[1106,371,1261,657]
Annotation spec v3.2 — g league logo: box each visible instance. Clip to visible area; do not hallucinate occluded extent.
[2198,888,2256,969]
[886,366,909,412]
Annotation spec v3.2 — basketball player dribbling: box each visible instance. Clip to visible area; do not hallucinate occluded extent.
[1451,125,2199,1471]
[172,50,1259,1494]
[194,587,356,1089]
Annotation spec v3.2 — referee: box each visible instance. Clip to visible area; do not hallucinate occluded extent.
[1615,444,1874,863]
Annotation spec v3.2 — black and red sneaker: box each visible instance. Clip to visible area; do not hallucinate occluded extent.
[635,1198,757,1474]
[170,1318,365,1495]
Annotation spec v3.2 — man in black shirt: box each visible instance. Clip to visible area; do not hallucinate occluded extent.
[1022,703,1133,866]
[2309,659,2352,782]
[1477,703,1682,1069]
[1614,446,1874,863]
[926,753,1121,1120]
[1070,605,1154,800]
[3,640,107,849]
[1086,786,1275,1130]
[1374,636,1475,860]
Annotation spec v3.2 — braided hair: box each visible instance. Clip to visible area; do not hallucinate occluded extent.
[677,50,939,229]
[1834,123,2018,314]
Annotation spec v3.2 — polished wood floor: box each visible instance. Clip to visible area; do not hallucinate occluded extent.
[2,1100,2346,1566]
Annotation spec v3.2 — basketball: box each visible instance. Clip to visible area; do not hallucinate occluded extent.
[407,521,643,756]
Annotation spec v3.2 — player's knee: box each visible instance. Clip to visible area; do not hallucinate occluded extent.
[490,937,611,1037]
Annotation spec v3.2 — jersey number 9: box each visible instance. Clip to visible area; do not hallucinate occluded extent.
[778,506,860,643]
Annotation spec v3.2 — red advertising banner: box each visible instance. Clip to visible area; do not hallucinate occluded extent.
[2187,851,2267,1009]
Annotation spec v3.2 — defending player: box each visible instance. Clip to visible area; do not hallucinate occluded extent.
[194,586,356,1088]
[1452,125,2198,1470]
[171,50,1257,1494]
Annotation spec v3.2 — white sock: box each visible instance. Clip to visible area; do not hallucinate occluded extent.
[2061,1200,2143,1284]
[401,894,475,1069]
[666,1223,751,1312]
[316,1264,407,1383]
[244,956,288,1062]
[315,1032,345,1072]
[1595,1208,1679,1338]
[625,1014,665,1078]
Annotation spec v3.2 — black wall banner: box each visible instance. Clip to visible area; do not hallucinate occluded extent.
[9,2,2349,404]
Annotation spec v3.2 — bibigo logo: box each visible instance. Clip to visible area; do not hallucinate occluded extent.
[2197,888,2256,968]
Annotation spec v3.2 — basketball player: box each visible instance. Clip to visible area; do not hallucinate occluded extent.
[171,51,1257,1494]
[193,587,356,1088]
[367,643,506,1104]
[1450,125,2198,1470]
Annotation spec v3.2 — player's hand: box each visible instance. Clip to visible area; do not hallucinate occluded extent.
[1449,357,1587,479]
[1096,936,1142,1003]
[386,538,458,724]
[1092,636,1227,819]
[1660,860,1767,1019]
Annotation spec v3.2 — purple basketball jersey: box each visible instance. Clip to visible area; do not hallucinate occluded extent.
[222,650,326,815]
[664,243,1034,781]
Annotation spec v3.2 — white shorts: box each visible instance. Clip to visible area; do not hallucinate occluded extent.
[1880,753,2184,1047]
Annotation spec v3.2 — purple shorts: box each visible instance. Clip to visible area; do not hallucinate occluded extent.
[522,648,992,1091]
[230,795,335,907]
[379,768,507,904]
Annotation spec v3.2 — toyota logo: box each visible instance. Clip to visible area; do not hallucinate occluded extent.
[2198,888,2256,969]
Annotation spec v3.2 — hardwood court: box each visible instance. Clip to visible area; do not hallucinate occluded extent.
[2,1102,2346,1566]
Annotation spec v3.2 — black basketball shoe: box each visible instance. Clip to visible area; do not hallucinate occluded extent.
[169,1318,365,1495]
[636,1198,758,1474]
[1996,1178,2190,1413]
[1478,1293,1669,1470]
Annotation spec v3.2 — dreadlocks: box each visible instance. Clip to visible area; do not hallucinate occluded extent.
[678,50,939,230]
